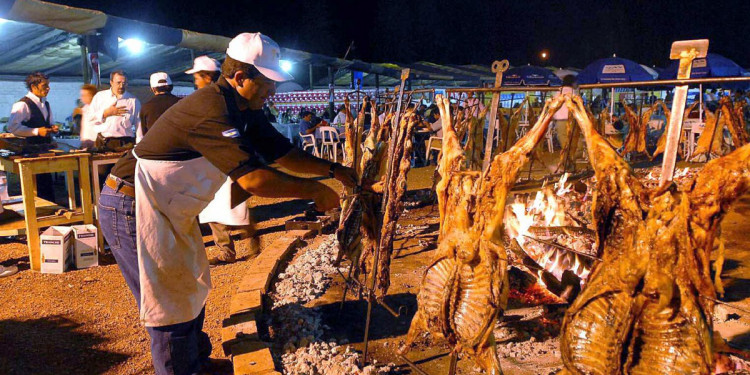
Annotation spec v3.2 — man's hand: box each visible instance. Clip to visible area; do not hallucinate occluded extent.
[333,164,358,188]
[103,104,128,118]
[37,126,57,137]
[312,184,340,212]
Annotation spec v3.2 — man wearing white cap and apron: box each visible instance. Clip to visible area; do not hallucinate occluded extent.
[101,32,357,374]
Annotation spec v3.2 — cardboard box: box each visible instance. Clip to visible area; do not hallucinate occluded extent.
[72,224,98,269]
[40,226,73,274]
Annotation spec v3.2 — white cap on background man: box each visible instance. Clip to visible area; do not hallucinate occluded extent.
[149,72,172,88]
[226,32,293,82]
[185,55,221,74]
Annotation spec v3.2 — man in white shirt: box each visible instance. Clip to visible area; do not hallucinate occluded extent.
[331,104,347,125]
[78,84,98,149]
[90,70,141,150]
[7,72,58,202]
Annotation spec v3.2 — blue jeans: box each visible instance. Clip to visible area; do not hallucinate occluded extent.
[98,181,211,375]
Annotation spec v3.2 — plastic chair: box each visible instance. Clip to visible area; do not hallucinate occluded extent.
[425,136,442,163]
[299,132,319,157]
[318,126,341,162]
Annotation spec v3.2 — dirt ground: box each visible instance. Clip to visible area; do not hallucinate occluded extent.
[0,170,343,375]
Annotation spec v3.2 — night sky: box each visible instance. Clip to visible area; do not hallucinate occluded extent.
[48,0,750,69]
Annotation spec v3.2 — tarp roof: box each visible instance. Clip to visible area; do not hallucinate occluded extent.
[0,0,495,86]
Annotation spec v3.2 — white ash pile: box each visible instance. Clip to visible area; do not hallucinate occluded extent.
[284,341,394,375]
[270,234,338,306]
[496,337,561,367]
[267,235,394,375]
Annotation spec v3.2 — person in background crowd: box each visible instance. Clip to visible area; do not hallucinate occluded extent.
[90,70,141,150]
[299,111,320,135]
[139,72,180,141]
[7,72,58,202]
[464,92,485,117]
[280,108,292,123]
[332,104,346,125]
[428,106,442,137]
[78,84,98,149]
[417,103,427,118]
[186,55,221,90]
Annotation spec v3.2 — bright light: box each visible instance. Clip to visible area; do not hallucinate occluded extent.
[0,18,8,24]
[541,51,548,59]
[279,59,293,73]
[122,38,145,54]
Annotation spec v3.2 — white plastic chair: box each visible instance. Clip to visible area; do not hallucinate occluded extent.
[299,132,319,157]
[318,126,341,162]
[425,136,442,163]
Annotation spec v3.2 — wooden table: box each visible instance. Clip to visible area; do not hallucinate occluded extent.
[0,153,94,271]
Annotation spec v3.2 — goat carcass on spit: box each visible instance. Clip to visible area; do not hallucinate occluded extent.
[560,94,750,375]
[464,106,489,170]
[400,95,565,374]
[652,101,697,160]
[621,100,658,158]
[336,99,417,298]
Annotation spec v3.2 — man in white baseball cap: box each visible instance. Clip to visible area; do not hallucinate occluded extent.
[100,32,357,374]
[185,55,221,89]
[138,72,180,141]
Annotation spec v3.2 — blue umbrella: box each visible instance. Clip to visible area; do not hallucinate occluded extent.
[658,53,749,89]
[577,57,655,84]
[658,53,747,79]
[502,65,562,86]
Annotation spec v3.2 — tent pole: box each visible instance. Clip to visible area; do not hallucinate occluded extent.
[328,65,335,118]
[79,40,90,84]
[309,64,314,90]
[610,87,615,118]
[375,74,380,104]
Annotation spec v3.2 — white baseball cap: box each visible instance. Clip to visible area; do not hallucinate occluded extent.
[149,72,172,88]
[185,55,221,74]
[226,32,293,82]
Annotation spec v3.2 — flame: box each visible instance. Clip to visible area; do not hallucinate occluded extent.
[505,174,593,286]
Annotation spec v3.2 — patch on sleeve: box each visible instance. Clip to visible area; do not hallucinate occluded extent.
[222,128,240,138]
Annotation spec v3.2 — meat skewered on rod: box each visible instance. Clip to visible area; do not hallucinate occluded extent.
[400,95,565,374]
[560,94,750,375]
[336,97,417,297]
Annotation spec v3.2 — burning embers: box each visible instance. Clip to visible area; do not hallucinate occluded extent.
[505,174,597,291]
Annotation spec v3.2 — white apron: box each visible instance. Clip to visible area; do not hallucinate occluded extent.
[198,177,250,226]
[135,154,226,327]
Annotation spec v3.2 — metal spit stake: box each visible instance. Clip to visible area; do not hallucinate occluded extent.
[660,39,709,189]
[482,59,510,171]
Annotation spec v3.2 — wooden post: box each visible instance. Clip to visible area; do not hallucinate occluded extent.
[660,39,709,188]
[482,60,510,171]
[19,164,40,271]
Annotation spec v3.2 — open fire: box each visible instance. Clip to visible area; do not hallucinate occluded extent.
[505,173,597,287]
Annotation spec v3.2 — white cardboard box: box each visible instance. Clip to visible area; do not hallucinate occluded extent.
[40,226,74,274]
[72,224,98,269]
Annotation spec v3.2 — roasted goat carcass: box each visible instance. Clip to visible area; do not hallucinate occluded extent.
[621,100,658,158]
[652,101,697,160]
[464,106,489,170]
[559,94,750,375]
[691,97,749,161]
[336,98,417,297]
[400,95,565,374]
